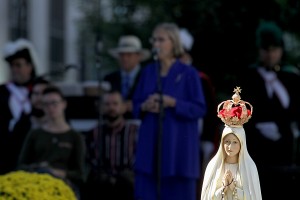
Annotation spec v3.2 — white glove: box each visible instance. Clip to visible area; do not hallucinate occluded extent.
[255,122,281,141]
[201,141,215,171]
[201,141,215,160]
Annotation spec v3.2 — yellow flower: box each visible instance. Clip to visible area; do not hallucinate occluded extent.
[0,170,76,200]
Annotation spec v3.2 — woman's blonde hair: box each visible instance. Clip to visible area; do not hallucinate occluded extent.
[153,22,184,58]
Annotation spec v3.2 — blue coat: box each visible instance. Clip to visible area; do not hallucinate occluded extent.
[132,60,207,178]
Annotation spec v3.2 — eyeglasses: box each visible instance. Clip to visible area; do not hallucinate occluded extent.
[149,37,169,44]
[43,100,63,107]
[31,91,44,96]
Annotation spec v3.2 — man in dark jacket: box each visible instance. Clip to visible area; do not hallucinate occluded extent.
[237,21,300,199]
[104,35,150,119]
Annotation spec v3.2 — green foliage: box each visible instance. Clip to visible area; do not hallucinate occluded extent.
[76,0,300,83]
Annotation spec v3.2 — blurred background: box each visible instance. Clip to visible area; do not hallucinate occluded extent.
[0,0,300,99]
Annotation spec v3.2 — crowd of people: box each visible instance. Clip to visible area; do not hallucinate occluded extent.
[0,20,299,200]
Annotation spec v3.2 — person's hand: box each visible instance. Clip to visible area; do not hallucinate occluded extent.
[141,96,159,113]
[38,161,49,168]
[119,169,134,184]
[255,122,281,141]
[225,170,233,185]
[124,100,133,112]
[222,170,234,192]
[149,93,176,108]
[50,168,66,178]
[141,93,176,113]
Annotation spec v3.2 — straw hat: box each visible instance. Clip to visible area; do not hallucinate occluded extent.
[108,35,150,61]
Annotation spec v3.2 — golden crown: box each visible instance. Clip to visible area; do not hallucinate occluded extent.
[217,87,253,127]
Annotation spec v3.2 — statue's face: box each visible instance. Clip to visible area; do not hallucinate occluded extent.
[223,133,241,158]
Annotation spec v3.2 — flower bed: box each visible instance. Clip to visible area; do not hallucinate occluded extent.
[0,170,76,200]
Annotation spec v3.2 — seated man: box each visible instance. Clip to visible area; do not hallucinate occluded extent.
[29,77,51,129]
[18,86,86,199]
[83,90,140,200]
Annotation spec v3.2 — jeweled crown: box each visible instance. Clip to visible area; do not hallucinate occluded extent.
[217,87,253,127]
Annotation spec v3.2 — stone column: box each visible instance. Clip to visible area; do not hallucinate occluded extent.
[27,0,49,77]
[0,0,10,84]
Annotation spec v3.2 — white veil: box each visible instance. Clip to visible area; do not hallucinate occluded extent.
[201,125,262,200]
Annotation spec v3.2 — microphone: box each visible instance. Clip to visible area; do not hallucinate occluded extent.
[152,48,160,60]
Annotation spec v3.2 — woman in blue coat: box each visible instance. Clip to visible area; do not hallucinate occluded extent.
[133,22,207,200]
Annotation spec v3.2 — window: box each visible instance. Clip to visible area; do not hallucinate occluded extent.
[8,0,28,39]
[49,0,65,79]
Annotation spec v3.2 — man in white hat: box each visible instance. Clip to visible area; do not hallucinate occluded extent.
[104,35,150,119]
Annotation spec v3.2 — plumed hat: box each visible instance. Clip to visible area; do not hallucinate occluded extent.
[3,38,41,78]
[3,38,42,77]
[179,28,194,51]
[256,21,284,49]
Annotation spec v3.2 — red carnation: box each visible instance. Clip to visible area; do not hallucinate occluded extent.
[229,107,242,118]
